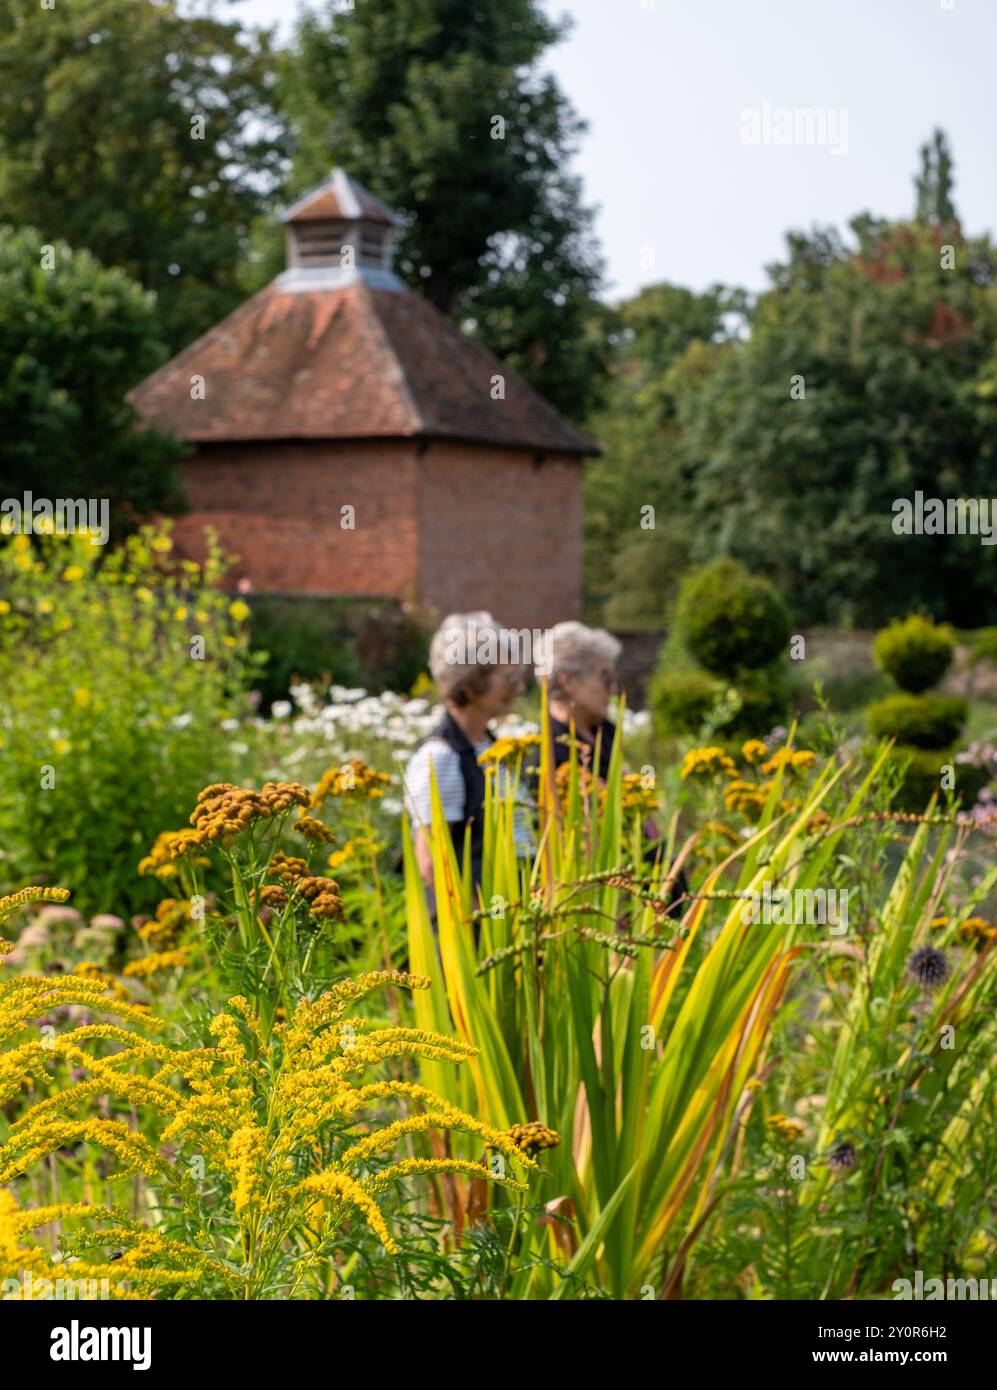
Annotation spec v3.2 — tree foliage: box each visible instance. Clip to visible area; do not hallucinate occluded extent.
[586,134,997,630]
[0,0,286,354]
[582,283,748,627]
[282,0,606,418]
[0,226,185,520]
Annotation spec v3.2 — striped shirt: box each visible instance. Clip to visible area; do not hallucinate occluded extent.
[402,738,534,855]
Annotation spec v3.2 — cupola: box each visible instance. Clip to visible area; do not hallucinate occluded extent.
[277,168,402,290]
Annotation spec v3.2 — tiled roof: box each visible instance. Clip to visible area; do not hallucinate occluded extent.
[279,170,399,228]
[130,277,598,455]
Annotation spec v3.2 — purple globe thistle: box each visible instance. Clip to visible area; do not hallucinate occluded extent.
[828,1140,858,1174]
[908,946,950,990]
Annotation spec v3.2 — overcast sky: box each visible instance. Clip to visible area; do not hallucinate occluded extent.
[226,0,997,303]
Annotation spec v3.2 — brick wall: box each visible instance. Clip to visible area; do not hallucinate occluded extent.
[416,441,582,629]
[173,437,584,631]
[172,439,419,597]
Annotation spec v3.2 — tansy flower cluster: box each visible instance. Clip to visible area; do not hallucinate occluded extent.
[138,828,209,879]
[478,734,542,768]
[134,897,193,950]
[955,917,995,949]
[507,1121,560,1155]
[259,852,344,922]
[617,772,660,815]
[311,760,391,805]
[123,948,191,981]
[766,1113,807,1144]
[761,748,817,776]
[724,779,773,819]
[680,747,738,780]
[294,814,336,845]
[190,782,311,843]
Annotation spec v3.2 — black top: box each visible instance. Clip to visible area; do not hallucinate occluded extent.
[547,714,617,781]
[419,710,493,888]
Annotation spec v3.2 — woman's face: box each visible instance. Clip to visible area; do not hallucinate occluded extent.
[561,660,616,726]
[472,667,524,721]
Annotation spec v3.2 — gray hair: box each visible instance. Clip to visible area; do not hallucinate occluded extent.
[538,621,622,695]
[428,611,504,705]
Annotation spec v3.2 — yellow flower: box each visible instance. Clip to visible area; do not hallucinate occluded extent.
[12,535,30,553]
[150,536,173,553]
[73,686,91,709]
[136,587,153,604]
[741,739,767,765]
[222,635,236,648]
[328,842,355,870]
[680,746,738,780]
[36,599,54,616]
[52,738,71,756]
[766,1113,807,1143]
[62,565,84,582]
[228,600,250,622]
[0,601,10,615]
[173,606,187,622]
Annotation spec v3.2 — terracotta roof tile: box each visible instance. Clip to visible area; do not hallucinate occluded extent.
[130,277,598,455]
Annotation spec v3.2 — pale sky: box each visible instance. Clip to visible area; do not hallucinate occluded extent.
[224,0,997,303]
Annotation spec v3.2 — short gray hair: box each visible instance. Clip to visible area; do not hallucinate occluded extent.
[538,621,622,695]
[428,611,503,705]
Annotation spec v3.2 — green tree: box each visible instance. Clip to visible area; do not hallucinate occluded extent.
[282,0,605,418]
[582,283,747,627]
[0,226,186,521]
[0,0,286,353]
[673,204,997,627]
[915,128,958,227]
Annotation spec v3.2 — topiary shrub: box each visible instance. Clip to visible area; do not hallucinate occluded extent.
[675,558,791,679]
[867,694,967,749]
[873,615,955,693]
[651,668,723,739]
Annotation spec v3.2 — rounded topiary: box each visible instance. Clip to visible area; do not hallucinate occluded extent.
[675,558,791,679]
[867,693,967,749]
[651,668,722,739]
[873,615,954,694]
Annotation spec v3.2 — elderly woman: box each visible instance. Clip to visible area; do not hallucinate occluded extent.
[537,621,688,916]
[541,621,623,777]
[403,612,524,898]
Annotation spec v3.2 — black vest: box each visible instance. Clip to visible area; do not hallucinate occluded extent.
[420,711,493,887]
